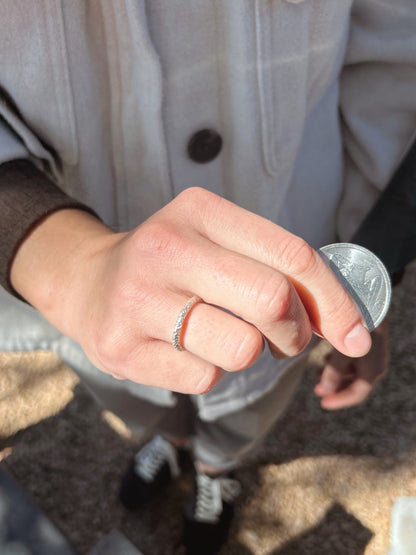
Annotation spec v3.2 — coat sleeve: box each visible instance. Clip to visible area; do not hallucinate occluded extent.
[0,95,98,298]
[337,0,416,241]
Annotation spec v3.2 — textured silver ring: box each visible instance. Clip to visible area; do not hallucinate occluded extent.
[172,295,202,351]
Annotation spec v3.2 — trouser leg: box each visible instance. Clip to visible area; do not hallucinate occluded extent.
[191,360,306,471]
[80,373,194,440]
[77,357,305,467]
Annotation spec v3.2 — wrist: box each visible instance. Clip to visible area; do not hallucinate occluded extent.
[10,209,117,335]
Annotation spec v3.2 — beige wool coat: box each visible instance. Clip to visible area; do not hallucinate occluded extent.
[0,0,415,420]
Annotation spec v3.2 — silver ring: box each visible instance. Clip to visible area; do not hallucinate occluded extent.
[172,295,202,351]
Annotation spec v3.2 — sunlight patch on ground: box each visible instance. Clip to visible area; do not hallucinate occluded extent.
[0,351,78,438]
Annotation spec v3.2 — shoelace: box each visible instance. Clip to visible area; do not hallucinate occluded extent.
[221,477,242,504]
[134,435,180,483]
[194,472,242,524]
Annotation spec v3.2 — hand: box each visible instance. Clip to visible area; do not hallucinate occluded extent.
[11,188,372,394]
[314,318,389,410]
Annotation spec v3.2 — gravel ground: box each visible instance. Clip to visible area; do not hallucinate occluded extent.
[1,262,415,555]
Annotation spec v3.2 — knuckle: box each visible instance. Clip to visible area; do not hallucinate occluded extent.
[255,276,293,322]
[135,220,183,256]
[164,358,220,395]
[277,236,316,276]
[176,186,208,205]
[174,187,215,216]
[281,320,312,357]
[174,187,223,223]
[134,220,188,265]
[94,326,133,372]
[191,368,222,395]
[225,327,264,371]
[292,325,313,354]
[94,334,121,371]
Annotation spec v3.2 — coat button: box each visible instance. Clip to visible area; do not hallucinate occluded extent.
[187,129,223,163]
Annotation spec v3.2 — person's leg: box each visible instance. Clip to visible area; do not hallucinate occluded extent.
[183,360,306,554]
[105,392,195,510]
[78,367,193,440]
[194,359,306,471]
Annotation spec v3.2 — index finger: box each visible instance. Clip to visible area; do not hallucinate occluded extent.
[173,189,371,358]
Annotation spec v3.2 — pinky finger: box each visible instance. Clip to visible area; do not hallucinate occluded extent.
[124,340,225,395]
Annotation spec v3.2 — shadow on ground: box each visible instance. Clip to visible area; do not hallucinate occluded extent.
[270,504,373,555]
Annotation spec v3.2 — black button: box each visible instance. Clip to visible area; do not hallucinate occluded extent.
[187,129,223,163]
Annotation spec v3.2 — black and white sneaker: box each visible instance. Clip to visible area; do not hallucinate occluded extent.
[119,435,180,510]
[183,471,242,554]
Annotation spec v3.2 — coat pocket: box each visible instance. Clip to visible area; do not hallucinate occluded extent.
[0,0,78,168]
[254,0,352,177]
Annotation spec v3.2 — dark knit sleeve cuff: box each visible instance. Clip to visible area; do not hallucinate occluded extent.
[0,158,100,298]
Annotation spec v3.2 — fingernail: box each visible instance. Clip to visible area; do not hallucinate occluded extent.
[344,323,371,357]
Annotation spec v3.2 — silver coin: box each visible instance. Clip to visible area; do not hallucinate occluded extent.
[319,243,391,331]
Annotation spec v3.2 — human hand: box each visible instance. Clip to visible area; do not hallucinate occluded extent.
[11,188,372,393]
[314,317,389,410]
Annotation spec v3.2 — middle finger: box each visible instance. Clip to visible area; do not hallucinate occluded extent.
[169,242,313,358]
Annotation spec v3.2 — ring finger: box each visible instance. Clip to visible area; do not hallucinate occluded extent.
[146,291,265,371]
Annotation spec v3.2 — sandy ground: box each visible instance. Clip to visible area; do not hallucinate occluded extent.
[1,262,415,555]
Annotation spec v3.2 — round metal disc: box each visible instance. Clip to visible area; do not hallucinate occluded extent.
[319,243,391,331]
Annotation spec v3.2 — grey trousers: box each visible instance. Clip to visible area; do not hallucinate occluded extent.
[89,361,306,470]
